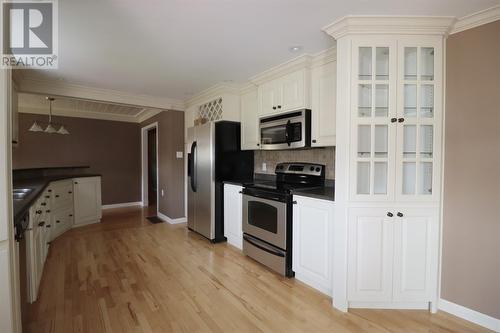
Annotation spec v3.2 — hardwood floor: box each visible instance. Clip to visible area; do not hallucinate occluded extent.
[26,207,492,333]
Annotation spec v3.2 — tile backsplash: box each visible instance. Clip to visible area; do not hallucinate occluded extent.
[254,147,335,179]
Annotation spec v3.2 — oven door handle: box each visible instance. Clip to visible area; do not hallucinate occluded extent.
[242,192,285,203]
[243,234,285,257]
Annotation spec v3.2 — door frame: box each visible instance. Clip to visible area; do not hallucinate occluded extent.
[141,122,159,214]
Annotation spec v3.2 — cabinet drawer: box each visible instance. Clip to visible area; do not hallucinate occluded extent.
[51,181,74,209]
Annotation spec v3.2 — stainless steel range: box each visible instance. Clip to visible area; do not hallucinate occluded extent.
[241,162,325,277]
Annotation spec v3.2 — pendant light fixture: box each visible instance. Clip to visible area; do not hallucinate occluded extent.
[28,96,70,135]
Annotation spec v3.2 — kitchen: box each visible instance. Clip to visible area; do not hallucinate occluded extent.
[1,1,499,333]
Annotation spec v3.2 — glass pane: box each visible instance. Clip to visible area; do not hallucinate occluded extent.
[359,47,372,80]
[357,162,370,194]
[420,84,434,118]
[418,162,433,195]
[375,84,389,117]
[374,162,387,194]
[420,125,433,158]
[374,125,388,157]
[403,162,416,194]
[261,125,287,144]
[403,125,416,158]
[404,47,417,80]
[358,84,372,117]
[358,125,371,157]
[404,84,417,117]
[421,47,434,80]
[248,201,278,233]
[376,47,389,80]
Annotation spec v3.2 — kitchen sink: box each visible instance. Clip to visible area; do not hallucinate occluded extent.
[13,188,33,200]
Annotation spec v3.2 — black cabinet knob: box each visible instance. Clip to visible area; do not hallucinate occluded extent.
[74,182,78,185]
[56,220,60,223]
[55,195,59,198]
[36,210,42,214]
[272,106,276,110]
[397,212,404,217]
[48,189,52,192]
[45,195,50,199]
[69,214,73,217]
[41,202,46,206]
[312,139,317,143]
[46,224,51,228]
[391,118,397,123]
[38,221,45,227]
[398,118,404,123]
[277,105,282,109]
[46,210,50,213]
[387,212,394,217]
[257,143,260,147]
[68,191,72,194]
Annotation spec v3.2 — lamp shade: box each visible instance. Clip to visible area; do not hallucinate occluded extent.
[44,123,57,133]
[57,125,69,135]
[28,121,44,132]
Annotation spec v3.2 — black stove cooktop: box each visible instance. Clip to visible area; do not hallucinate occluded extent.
[243,180,323,194]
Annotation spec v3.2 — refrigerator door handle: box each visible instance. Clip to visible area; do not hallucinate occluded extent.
[190,141,197,192]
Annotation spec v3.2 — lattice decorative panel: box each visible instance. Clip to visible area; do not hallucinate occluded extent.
[198,98,223,122]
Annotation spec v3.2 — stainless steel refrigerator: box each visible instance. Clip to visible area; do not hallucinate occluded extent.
[187,121,254,242]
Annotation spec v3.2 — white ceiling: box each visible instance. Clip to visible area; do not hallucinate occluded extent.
[20,0,498,101]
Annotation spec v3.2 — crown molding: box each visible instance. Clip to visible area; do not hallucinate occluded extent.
[311,45,337,68]
[323,16,456,39]
[18,105,140,123]
[136,108,163,123]
[240,82,258,95]
[185,82,242,107]
[17,77,186,111]
[450,5,500,34]
[249,54,313,85]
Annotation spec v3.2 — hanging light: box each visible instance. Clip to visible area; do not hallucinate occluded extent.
[28,121,43,132]
[57,125,69,135]
[44,97,56,133]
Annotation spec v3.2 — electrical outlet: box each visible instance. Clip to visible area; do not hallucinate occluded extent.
[176,151,183,158]
[161,189,164,197]
[262,162,267,172]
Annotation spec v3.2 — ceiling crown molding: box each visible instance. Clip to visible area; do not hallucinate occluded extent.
[323,16,456,39]
[17,77,186,111]
[185,82,243,107]
[450,5,500,34]
[249,54,313,85]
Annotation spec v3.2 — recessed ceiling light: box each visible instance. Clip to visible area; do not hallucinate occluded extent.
[289,46,303,53]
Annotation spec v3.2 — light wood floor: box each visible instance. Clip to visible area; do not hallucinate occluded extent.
[26,207,492,333]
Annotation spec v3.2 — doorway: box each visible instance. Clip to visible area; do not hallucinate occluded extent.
[141,122,159,216]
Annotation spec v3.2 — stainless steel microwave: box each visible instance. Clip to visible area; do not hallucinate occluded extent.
[259,109,311,150]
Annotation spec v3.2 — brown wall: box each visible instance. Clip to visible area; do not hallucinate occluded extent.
[141,111,185,219]
[442,20,500,319]
[13,113,141,205]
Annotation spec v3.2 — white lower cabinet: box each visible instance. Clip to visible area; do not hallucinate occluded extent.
[223,184,243,249]
[292,195,334,295]
[74,177,102,226]
[347,206,439,307]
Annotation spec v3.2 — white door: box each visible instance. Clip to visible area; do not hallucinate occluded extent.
[292,196,334,295]
[223,184,243,249]
[280,70,305,111]
[392,207,439,302]
[395,39,442,203]
[350,41,398,202]
[311,62,336,147]
[348,207,394,302]
[240,88,260,150]
[74,177,102,226]
[259,81,280,116]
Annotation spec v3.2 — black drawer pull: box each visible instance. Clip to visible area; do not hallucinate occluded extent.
[397,212,404,217]
[48,189,52,192]
[46,210,51,213]
[41,202,47,206]
[277,105,282,109]
[69,214,73,217]
[391,118,397,123]
[46,224,51,228]
[68,191,72,194]
[45,195,50,199]
[272,106,277,110]
[38,221,45,227]
[387,212,393,217]
[56,220,60,223]
[36,210,42,214]
[398,118,404,123]
[312,139,317,143]
[55,195,60,198]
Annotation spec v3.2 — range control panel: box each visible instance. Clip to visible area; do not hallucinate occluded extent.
[275,162,325,177]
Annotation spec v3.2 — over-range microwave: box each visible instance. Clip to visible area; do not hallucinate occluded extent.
[259,109,311,150]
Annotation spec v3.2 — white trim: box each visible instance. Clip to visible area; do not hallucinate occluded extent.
[323,16,456,39]
[249,54,313,85]
[141,122,159,218]
[450,5,500,35]
[439,299,500,332]
[349,301,430,310]
[17,77,185,111]
[102,201,142,210]
[72,219,101,228]
[157,212,187,224]
[185,82,242,108]
[19,105,140,123]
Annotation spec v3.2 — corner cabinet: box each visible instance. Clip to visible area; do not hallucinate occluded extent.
[223,184,243,249]
[324,16,452,313]
[292,195,334,295]
[73,177,102,226]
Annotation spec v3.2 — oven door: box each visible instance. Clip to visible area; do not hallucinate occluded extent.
[242,193,287,249]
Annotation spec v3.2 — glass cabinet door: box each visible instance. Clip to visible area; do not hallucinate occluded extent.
[397,44,439,200]
[352,43,395,200]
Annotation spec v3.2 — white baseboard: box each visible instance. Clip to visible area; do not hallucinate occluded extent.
[157,212,187,224]
[72,219,101,228]
[102,201,142,210]
[439,299,500,332]
[348,301,429,310]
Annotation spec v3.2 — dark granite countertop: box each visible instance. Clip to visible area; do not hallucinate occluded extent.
[13,174,101,224]
[292,185,335,202]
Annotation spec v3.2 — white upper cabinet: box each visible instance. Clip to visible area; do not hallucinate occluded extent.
[258,69,310,116]
[311,61,337,146]
[350,37,442,203]
[240,87,260,150]
[73,176,102,226]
